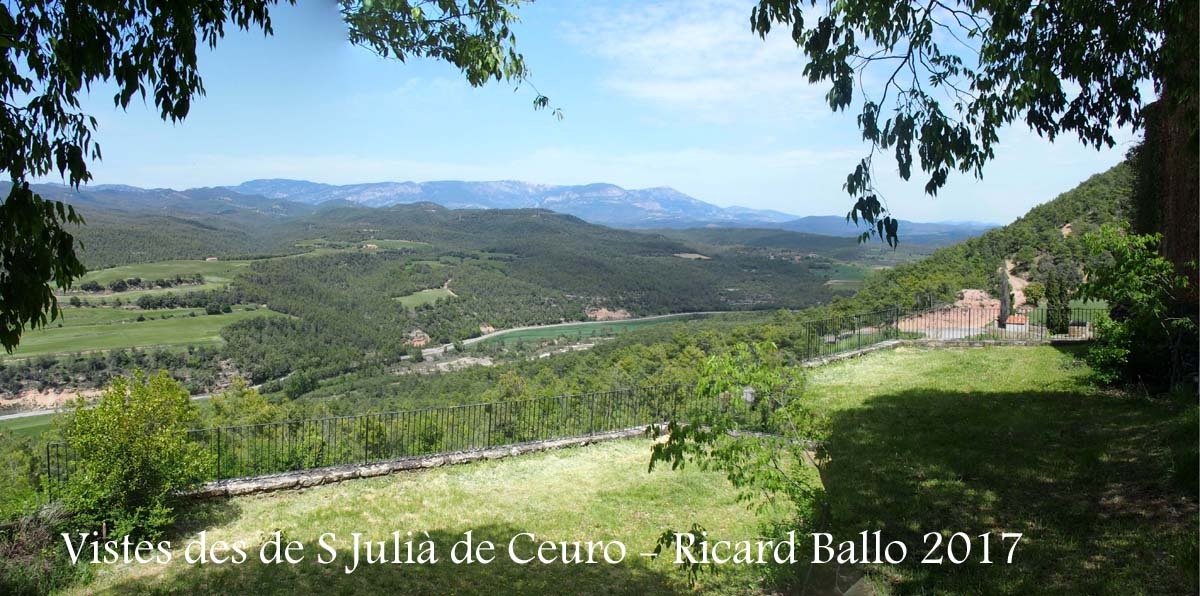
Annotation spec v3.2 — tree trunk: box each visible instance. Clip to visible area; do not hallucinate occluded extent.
[1136,0,1198,305]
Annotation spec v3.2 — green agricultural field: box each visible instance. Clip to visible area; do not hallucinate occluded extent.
[0,412,56,440]
[802,345,1198,594]
[5,308,281,359]
[71,440,796,595]
[483,314,715,345]
[77,259,251,285]
[41,306,205,328]
[370,238,430,249]
[394,287,455,308]
[62,259,253,304]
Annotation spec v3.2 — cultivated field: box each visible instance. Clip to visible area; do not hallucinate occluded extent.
[6,307,280,359]
[395,287,455,308]
[75,259,252,285]
[0,412,55,440]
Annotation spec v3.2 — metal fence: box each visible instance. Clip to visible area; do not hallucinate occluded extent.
[45,385,688,487]
[42,306,1109,489]
[791,306,1106,359]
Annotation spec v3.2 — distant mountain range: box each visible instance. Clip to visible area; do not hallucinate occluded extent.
[223,179,996,239]
[30,178,996,241]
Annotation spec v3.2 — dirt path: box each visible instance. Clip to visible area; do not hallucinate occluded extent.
[1004,260,1029,307]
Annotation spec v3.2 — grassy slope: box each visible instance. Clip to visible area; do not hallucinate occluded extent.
[73,440,796,595]
[6,308,280,358]
[804,345,1198,595]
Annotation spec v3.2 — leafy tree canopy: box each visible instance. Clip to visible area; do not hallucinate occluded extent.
[748,0,1195,246]
[0,0,542,352]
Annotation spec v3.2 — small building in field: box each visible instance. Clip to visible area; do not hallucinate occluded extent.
[1001,314,1029,330]
[408,329,431,348]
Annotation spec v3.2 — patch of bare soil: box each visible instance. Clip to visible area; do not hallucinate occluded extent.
[1004,260,1030,307]
[1,387,102,411]
[672,252,711,260]
[586,307,631,321]
[396,356,495,376]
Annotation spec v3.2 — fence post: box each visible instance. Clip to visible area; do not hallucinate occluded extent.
[44,443,52,502]
[487,406,494,447]
[588,393,596,435]
[216,429,222,481]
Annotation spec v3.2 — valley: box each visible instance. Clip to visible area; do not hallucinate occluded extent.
[0,163,1133,417]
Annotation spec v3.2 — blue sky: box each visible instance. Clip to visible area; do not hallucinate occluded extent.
[57,0,1137,224]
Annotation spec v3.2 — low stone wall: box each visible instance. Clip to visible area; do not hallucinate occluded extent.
[189,425,660,499]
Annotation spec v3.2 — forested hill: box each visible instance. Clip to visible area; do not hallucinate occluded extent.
[835,162,1134,312]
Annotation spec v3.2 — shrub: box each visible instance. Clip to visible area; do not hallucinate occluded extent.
[204,302,221,315]
[1080,224,1196,385]
[1045,271,1072,334]
[1023,281,1045,305]
[0,508,86,595]
[57,371,210,538]
[1085,314,1130,385]
[0,432,40,521]
[284,371,316,400]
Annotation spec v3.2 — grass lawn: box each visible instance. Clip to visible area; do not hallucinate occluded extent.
[802,345,1199,595]
[71,440,797,595]
[394,287,455,308]
[5,308,280,358]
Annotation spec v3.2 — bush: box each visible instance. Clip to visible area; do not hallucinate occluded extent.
[1023,281,1045,305]
[1045,271,1072,334]
[1085,314,1131,385]
[1080,224,1196,385]
[57,371,210,538]
[0,432,40,521]
[204,302,221,315]
[0,508,86,595]
[284,371,316,400]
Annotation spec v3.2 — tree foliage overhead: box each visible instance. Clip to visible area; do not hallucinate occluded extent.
[0,0,544,352]
[748,0,1195,247]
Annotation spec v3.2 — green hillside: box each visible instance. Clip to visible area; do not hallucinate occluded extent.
[835,162,1134,312]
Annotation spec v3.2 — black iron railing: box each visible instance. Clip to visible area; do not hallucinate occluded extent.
[45,384,687,487]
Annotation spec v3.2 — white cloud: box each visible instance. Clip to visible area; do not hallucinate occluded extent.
[564,0,825,122]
